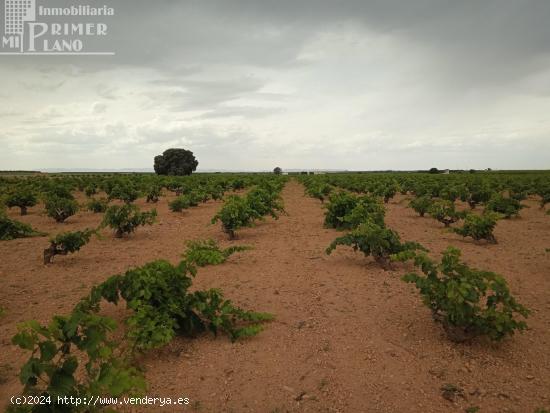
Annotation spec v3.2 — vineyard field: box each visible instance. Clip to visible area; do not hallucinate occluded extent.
[0,172,549,412]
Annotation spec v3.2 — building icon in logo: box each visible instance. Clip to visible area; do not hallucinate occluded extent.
[4,0,35,35]
[3,0,35,51]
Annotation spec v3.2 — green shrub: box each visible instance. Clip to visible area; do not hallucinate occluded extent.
[86,197,109,213]
[169,195,192,212]
[537,189,550,209]
[231,179,246,190]
[84,184,97,197]
[189,189,209,204]
[43,228,96,264]
[509,190,528,202]
[323,191,358,229]
[452,212,500,244]
[212,195,260,239]
[326,219,426,270]
[208,185,225,201]
[96,260,273,349]
[485,194,524,218]
[440,185,467,203]
[102,204,156,237]
[246,187,285,219]
[394,247,529,342]
[0,216,44,240]
[146,185,162,203]
[43,184,74,200]
[340,195,385,228]
[428,200,465,227]
[166,181,185,196]
[5,188,37,215]
[182,239,251,267]
[409,196,433,217]
[466,184,493,209]
[10,306,145,412]
[377,182,399,203]
[44,196,79,223]
[107,184,140,204]
[306,183,332,202]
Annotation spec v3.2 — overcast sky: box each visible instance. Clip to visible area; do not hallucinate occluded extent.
[1,0,550,171]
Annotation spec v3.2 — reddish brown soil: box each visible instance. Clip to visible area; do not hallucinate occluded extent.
[1,181,549,412]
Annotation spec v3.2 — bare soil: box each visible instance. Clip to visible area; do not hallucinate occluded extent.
[1,181,549,412]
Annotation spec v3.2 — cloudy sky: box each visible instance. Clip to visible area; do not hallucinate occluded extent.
[1,0,550,171]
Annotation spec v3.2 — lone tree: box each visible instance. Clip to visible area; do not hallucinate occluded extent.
[428,167,439,174]
[273,167,282,175]
[154,148,198,176]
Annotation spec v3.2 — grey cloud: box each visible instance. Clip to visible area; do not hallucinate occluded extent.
[19,80,66,92]
[196,105,283,119]
[1,0,549,170]
[25,123,125,147]
[134,122,258,148]
[107,0,550,83]
[96,84,120,100]
[92,102,108,114]
[0,109,23,118]
[141,76,267,111]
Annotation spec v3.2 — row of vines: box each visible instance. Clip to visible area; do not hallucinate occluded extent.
[0,173,286,261]
[0,173,287,412]
[299,171,550,343]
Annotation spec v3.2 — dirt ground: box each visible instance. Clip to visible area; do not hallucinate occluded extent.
[1,180,549,412]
